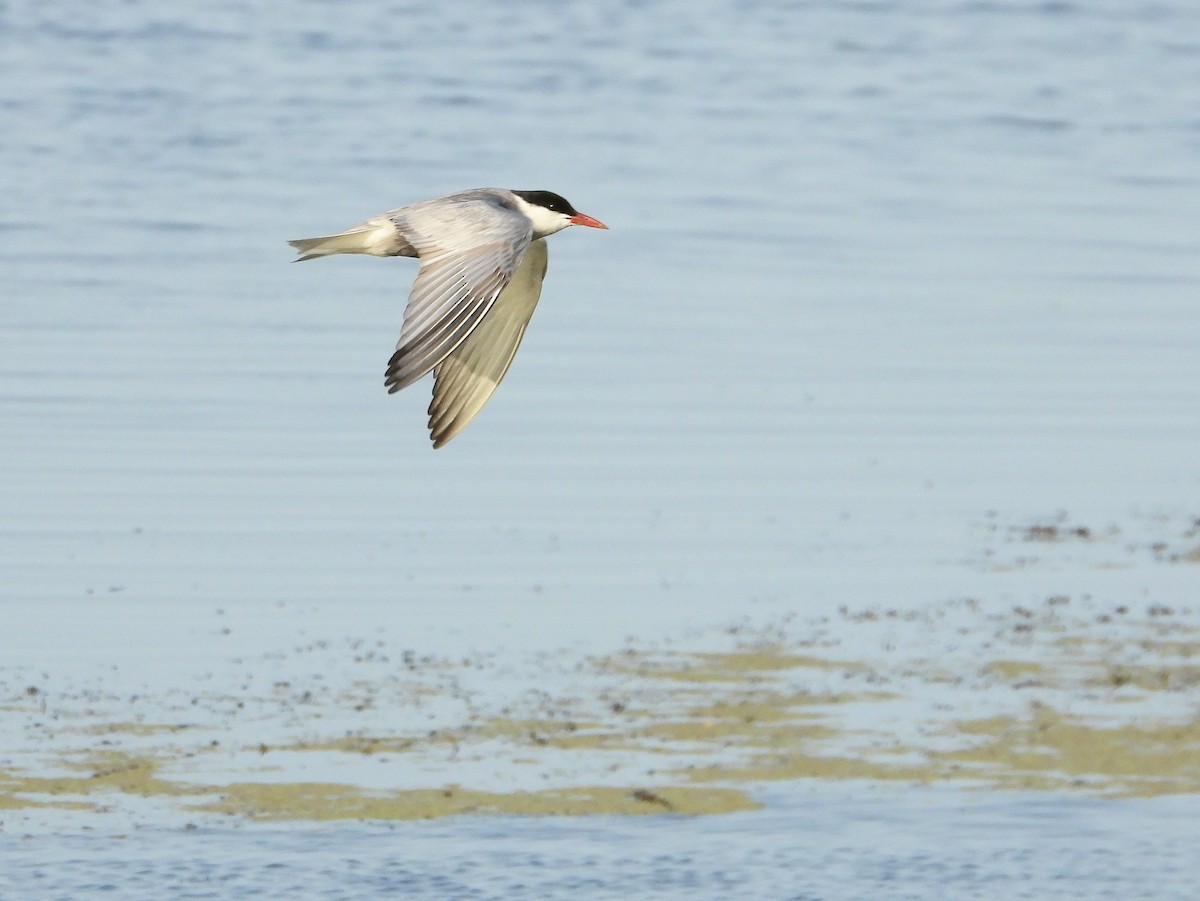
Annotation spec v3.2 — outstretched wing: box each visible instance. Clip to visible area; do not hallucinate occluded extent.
[426,239,549,448]
[384,195,533,392]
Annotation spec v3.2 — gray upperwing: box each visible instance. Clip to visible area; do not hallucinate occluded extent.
[384,197,535,392]
[425,239,549,447]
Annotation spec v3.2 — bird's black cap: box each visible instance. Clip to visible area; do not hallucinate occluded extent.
[511,190,579,216]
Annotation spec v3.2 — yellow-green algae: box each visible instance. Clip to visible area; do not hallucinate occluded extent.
[8,601,1200,822]
[929,708,1200,796]
[77,722,194,737]
[1098,664,1200,691]
[0,769,94,812]
[984,660,1049,682]
[275,719,639,755]
[193,783,759,820]
[0,752,186,812]
[601,647,861,683]
[0,751,759,819]
[684,750,938,785]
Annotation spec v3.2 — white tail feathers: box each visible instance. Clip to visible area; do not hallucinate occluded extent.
[289,234,352,261]
[288,217,409,261]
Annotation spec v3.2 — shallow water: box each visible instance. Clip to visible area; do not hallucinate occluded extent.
[3,0,1200,896]
[4,789,1199,900]
[4,0,1198,621]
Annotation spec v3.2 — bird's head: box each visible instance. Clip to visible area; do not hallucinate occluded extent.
[511,189,608,238]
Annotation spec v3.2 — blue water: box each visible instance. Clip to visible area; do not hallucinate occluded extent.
[4,789,1198,900]
[5,0,1198,620]
[3,0,1200,895]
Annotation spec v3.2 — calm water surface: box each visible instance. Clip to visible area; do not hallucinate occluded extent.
[4,789,1199,900]
[2,0,1200,895]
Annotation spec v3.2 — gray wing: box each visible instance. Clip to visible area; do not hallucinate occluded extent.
[426,239,549,448]
[384,195,533,392]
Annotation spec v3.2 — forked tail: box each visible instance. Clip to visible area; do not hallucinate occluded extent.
[288,216,409,261]
[288,231,372,261]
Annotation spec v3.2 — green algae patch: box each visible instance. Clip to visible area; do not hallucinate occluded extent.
[462,718,616,749]
[77,722,195,737]
[274,735,420,755]
[1137,639,1200,659]
[41,751,198,799]
[1097,664,1200,691]
[684,751,937,785]
[0,769,96,812]
[193,782,760,821]
[931,708,1200,796]
[601,647,860,683]
[632,715,835,748]
[984,660,1050,683]
[677,706,1200,796]
[8,586,1200,828]
[677,696,838,730]
[687,650,861,674]
[0,752,194,812]
[685,691,895,720]
[0,792,93,813]
[276,719,633,755]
